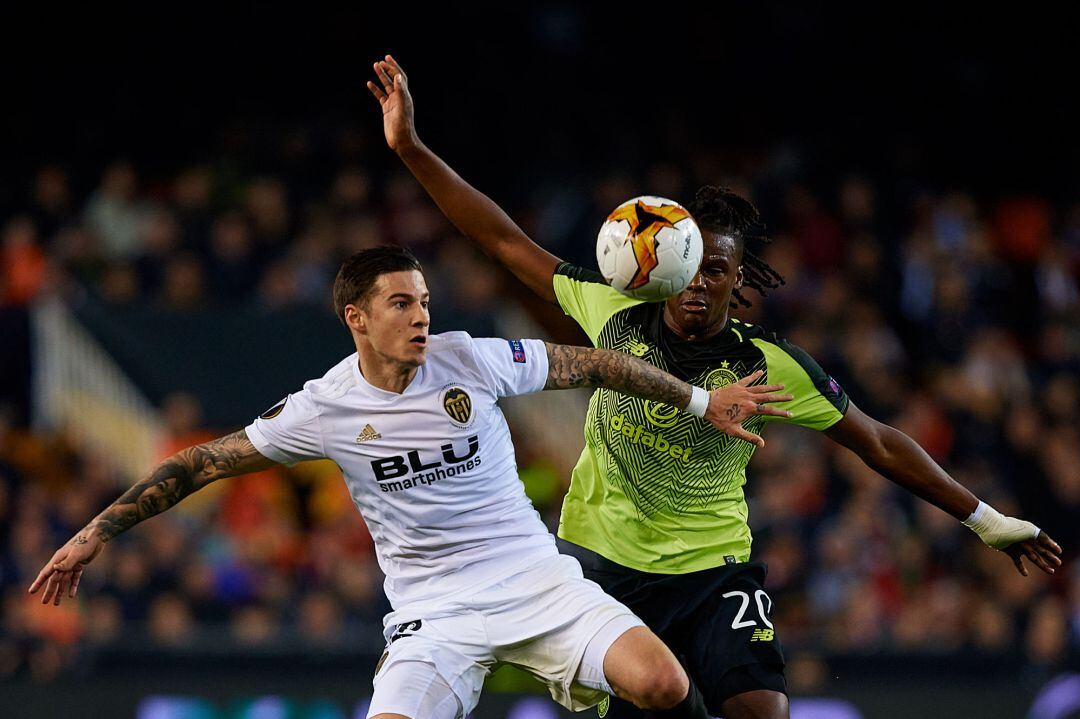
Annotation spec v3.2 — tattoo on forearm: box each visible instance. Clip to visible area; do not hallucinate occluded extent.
[86,430,258,542]
[726,404,741,421]
[544,343,691,408]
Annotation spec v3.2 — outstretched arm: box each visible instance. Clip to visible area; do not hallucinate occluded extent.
[825,402,1063,576]
[367,55,562,302]
[544,343,793,448]
[28,430,276,606]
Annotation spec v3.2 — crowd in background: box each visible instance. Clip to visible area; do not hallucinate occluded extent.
[1,123,1079,694]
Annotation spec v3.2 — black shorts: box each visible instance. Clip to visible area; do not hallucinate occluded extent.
[557,539,786,714]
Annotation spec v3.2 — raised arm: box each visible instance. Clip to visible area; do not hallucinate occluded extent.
[28,429,276,606]
[544,343,793,447]
[367,55,562,302]
[825,402,1063,576]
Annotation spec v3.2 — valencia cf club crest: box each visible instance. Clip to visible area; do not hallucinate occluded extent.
[260,398,287,419]
[441,386,473,427]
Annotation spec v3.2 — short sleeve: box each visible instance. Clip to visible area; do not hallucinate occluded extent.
[751,337,849,431]
[470,338,550,398]
[552,262,642,345]
[244,388,325,466]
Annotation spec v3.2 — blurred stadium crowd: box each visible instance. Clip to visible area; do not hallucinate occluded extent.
[1,124,1079,693]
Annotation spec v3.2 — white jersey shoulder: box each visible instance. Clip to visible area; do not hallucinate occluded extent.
[418,331,490,386]
[426,329,474,353]
[303,353,359,401]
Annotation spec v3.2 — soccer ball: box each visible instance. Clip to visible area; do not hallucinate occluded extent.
[596,196,703,302]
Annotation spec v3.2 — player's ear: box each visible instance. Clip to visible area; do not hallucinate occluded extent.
[735,265,745,289]
[344,303,367,334]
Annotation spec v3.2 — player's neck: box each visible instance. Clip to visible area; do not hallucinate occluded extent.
[355,346,419,394]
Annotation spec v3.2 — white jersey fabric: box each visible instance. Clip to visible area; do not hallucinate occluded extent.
[245,332,558,611]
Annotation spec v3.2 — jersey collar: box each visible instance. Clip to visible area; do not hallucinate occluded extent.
[351,354,426,400]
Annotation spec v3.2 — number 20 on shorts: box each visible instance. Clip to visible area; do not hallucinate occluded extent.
[723,589,773,630]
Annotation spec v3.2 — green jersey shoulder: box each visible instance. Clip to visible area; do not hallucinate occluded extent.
[552,262,642,344]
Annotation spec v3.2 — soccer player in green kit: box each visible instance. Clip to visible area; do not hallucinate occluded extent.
[367,56,1063,719]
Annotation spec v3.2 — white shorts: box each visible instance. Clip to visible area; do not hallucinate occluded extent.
[367,553,644,718]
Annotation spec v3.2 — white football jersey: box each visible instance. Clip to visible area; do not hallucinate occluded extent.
[245,332,557,610]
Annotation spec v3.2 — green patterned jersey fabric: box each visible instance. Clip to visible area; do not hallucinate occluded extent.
[553,263,849,574]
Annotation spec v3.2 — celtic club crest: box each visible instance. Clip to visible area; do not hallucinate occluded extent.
[704,362,739,390]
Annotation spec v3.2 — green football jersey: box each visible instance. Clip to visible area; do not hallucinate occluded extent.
[553,263,849,574]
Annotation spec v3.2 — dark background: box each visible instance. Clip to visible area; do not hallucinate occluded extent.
[5,4,1079,205]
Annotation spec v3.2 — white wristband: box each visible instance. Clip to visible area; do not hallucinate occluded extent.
[962,500,1040,550]
[686,386,709,418]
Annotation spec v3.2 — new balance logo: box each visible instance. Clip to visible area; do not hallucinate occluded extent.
[356,424,382,443]
[626,341,649,357]
[750,628,774,642]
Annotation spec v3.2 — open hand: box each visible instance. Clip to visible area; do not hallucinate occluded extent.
[1002,530,1063,577]
[28,529,105,606]
[367,54,418,153]
[704,370,794,448]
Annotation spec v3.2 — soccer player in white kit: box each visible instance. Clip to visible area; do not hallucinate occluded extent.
[30,246,796,719]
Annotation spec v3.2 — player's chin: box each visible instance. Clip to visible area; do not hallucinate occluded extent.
[402,345,428,365]
[671,307,709,332]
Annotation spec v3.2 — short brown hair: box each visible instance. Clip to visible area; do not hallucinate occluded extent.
[332,246,423,325]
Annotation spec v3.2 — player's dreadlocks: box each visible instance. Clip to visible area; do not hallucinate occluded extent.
[688,186,785,308]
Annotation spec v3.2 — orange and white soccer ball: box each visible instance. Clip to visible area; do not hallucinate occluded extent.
[596,196,703,302]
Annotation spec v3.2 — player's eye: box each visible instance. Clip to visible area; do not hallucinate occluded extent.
[420,301,430,310]
[394,300,408,309]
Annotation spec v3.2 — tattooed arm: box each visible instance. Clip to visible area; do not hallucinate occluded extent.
[543,343,794,446]
[28,430,276,606]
